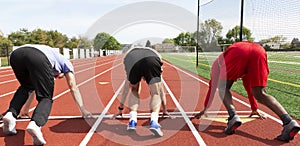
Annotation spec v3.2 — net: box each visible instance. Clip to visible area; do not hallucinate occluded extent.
[199,0,300,49]
[246,0,300,44]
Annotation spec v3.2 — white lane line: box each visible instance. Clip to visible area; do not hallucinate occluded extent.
[0,68,12,73]
[0,73,14,78]
[162,79,206,146]
[0,91,15,98]
[0,79,17,85]
[79,80,125,146]
[75,57,122,74]
[269,60,300,65]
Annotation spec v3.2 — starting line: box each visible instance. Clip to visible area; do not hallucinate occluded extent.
[0,111,256,122]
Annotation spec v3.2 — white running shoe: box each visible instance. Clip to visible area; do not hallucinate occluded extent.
[149,120,163,137]
[26,121,46,145]
[3,112,17,135]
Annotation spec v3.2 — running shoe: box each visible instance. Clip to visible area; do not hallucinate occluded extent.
[127,120,137,131]
[276,120,300,142]
[26,121,46,145]
[149,120,163,137]
[224,115,242,135]
[3,112,17,135]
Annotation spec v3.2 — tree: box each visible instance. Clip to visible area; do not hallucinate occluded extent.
[0,36,13,57]
[65,37,79,49]
[260,35,288,49]
[291,38,300,48]
[8,28,31,46]
[93,32,121,51]
[146,40,151,47]
[29,29,47,45]
[226,25,253,43]
[46,30,68,48]
[260,35,287,44]
[174,32,185,46]
[194,19,223,50]
[78,37,92,49]
[174,32,195,46]
[162,38,174,44]
[8,29,71,48]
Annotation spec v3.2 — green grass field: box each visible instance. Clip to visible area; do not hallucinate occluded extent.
[162,51,300,120]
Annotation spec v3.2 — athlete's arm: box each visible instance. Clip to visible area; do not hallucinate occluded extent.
[194,59,220,119]
[242,76,266,119]
[112,80,131,119]
[18,91,35,118]
[65,72,92,118]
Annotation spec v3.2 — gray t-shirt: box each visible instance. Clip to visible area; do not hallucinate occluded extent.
[124,47,161,74]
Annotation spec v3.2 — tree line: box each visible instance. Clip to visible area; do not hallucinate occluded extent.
[1,19,300,56]
[163,19,300,51]
[0,29,121,57]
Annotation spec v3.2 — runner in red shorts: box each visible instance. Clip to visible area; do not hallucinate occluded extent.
[194,42,300,142]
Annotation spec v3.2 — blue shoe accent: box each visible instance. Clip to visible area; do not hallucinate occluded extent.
[149,121,163,137]
[150,120,161,129]
[127,120,137,131]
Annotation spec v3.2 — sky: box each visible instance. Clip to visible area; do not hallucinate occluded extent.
[1,0,299,44]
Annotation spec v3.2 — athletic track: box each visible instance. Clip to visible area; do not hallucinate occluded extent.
[0,55,299,146]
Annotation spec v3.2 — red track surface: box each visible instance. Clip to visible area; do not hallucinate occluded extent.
[0,55,299,146]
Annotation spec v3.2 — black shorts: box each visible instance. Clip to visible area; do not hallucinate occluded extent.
[125,56,162,84]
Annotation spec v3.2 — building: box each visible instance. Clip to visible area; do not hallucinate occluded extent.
[262,42,280,49]
[153,43,177,52]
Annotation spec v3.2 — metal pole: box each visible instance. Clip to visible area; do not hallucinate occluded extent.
[239,0,244,41]
[196,0,200,66]
[6,44,9,66]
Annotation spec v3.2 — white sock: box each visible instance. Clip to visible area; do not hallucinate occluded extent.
[6,112,13,118]
[150,112,159,123]
[129,111,137,122]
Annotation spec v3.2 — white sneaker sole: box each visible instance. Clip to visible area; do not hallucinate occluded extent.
[149,128,163,137]
[26,128,46,145]
[3,118,17,135]
[127,126,136,132]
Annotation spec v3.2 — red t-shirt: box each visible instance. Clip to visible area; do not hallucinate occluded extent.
[204,42,269,110]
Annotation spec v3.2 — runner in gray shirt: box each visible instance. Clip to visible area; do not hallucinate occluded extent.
[2,44,92,145]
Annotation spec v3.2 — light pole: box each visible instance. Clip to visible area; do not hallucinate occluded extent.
[5,44,9,66]
[196,0,200,67]
[239,0,244,41]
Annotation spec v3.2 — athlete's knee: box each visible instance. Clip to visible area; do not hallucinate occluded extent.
[252,86,266,102]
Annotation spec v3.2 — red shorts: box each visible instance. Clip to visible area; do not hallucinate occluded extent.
[219,42,269,87]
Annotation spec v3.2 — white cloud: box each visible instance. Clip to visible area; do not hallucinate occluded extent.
[114,23,181,44]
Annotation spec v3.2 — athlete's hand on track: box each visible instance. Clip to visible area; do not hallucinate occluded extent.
[162,110,175,119]
[112,110,123,120]
[193,108,207,119]
[18,110,31,118]
[249,110,266,120]
[81,108,94,119]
